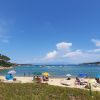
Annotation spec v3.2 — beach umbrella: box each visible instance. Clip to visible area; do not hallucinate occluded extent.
[8,70,16,75]
[33,72,42,76]
[78,73,87,77]
[95,74,100,78]
[42,72,50,76]
[5,74,13,80]
[66,74,71,77]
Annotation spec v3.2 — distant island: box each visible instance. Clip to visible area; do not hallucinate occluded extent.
[0,53,100,67]
[80,62,100,65]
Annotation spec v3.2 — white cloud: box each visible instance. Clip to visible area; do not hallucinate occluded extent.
[44,42,72,60]
[45,50,57,60]
[92,39,100,47]
[67,53,100,64]
[0,19,12,43]
[56,42,72,50]
[93,48,100,52]
[64,50,82,58]
[88,48,100,53]
[42,40,100,64]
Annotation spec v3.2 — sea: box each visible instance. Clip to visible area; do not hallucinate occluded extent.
[0,65,100,78]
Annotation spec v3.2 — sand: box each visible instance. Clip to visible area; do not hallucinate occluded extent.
[0,76,100,91]
[0,67,12,70]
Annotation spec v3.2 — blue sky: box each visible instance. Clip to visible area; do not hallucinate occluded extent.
[0,0,100,64]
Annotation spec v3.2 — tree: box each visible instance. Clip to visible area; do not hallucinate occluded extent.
[0,54,12,67]
[0,54,10,62]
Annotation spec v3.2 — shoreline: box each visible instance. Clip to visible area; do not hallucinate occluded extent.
[0,76,100,91]
[0,75,96,79]
[0,66,12,70]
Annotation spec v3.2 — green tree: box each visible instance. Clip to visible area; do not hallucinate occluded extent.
[0,54,10,62]
[0,54,12,67]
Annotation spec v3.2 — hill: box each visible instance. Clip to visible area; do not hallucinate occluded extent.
[80,62,100,65]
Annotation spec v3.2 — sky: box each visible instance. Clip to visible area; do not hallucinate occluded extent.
[0,0,100,64]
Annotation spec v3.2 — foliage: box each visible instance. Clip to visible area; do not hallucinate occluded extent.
[0,60,13,67]
[0,54,13,67]
[0,54,10,62]
[80,62,100,65]
[0,83,100,100]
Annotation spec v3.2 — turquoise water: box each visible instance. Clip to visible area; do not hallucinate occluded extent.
[0,65,100,77]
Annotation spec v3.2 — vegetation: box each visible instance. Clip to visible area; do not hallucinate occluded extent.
[0,83,100,100]
[80,62,100,65]
[0,54,13,67]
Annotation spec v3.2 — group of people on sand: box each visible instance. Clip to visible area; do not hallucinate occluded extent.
[60,75,100,89]
[33,75,49,83]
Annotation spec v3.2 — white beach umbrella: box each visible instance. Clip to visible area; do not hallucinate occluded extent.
[66,74,71,77]
[8,70,16,75]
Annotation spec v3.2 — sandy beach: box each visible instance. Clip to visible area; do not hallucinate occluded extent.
[0,76,100,91]
[0,67,12,70]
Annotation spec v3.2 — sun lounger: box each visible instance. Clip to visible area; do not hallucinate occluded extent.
[75,77,87,85]
[92,82,100,88]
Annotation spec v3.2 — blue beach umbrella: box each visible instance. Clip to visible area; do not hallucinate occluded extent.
[5,74,13,80]
[78,74,87,77]
[95,74,100,78]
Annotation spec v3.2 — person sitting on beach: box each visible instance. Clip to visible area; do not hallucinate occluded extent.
[45,76,49,81]
[75,77,80,85]
[42,76,49,81]
[35,76,42,83]
[42,76,45,81]
[95,78,100,84]
[75,77,88,85]
[76,77,80,82]
[67,77,71,80]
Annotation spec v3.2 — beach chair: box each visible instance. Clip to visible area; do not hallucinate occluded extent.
[92,82,100,88]
[75,77,87,85]
[74,77,81,85]
[80,78,87,85]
